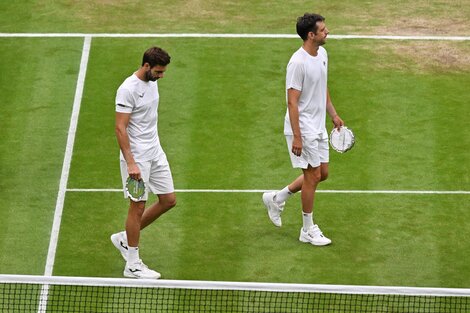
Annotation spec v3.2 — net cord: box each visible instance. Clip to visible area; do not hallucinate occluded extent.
[1,274,469,297]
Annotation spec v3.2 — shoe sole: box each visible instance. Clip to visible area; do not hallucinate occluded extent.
[123,270,161,279]
[110,234,128,261]
[299,235,331,246]
[262,193,282,227]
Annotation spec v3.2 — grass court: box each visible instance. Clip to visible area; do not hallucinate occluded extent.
[1,0,469,299]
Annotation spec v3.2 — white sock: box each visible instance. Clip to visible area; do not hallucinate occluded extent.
[127,246,140,264]
[120,231,127,243]
[274,186,293,203]
[302,212,314,231]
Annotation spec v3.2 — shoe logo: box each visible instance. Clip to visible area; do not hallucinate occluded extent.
[129,268,141,273]
[120,241,128,250]
[138,93,144,98]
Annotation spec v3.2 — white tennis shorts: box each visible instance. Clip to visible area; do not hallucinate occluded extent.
[120,152,175,201]
[285,135,329,168]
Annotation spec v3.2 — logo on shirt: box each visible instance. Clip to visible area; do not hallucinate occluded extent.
[323,61,326,67]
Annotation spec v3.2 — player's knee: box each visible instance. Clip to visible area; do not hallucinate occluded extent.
[130,201,146,215]
[163,196,177,210]
[305,172,322,185]
[320,172,328,182]
[313,173,322,183]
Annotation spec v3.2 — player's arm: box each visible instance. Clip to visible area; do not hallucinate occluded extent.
[326,88,344,130]
[115,112,141,180]
[287,88,302,156]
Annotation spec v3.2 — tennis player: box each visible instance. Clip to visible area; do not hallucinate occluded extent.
[111,47,176,279]
[263,13,344,246]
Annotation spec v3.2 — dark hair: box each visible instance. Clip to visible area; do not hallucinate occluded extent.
[296,13,325,40]
[142,46,171,67]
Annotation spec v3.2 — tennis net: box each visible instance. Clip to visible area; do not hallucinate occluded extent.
[1,274,469,312]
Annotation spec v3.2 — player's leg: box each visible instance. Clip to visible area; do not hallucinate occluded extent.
[276,174,303,201]
[301,139,329,216]
[140,192,176,229]
[320,162,328,182]
[121,154,175,279]
[288,174,304,192]
[123,198,161,279]
[112,160,160,279]
[300,165,321,215]
[263,135,306,227]
[123,161,161,279]
[126,200,146,247]
[140,152,176,229]
[111,160,149,261]
[298,165,331,246]
[298,137,331,246]
[278,137,306,198]
[276,162,326,198]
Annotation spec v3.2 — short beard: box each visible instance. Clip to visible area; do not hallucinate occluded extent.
[146,70,158,81]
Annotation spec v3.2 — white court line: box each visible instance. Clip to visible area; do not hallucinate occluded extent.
[0,33,469,40]
[38,35,92,313]
[44,36,92,276]
[66,188,470,195]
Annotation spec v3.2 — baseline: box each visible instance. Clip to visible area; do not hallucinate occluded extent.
[0,33,469,41]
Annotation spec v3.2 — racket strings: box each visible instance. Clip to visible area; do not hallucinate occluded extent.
[340,129,346,150]
[330,127,355,153]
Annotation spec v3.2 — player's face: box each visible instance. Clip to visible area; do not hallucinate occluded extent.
[312,21,329,45]
[146,65,167,81]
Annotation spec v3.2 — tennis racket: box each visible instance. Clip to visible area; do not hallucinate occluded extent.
[329,126,355,153]
[126,177,146,201]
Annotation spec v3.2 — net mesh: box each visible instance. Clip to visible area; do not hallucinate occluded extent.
[1,276,469,313]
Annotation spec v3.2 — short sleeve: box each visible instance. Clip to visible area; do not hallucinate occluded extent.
[286,61,304,91]
[115,88,134,113]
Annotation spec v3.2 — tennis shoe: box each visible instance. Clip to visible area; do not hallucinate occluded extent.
[124,259,161,279]
[111,232,129,261]
[262,192,285,227]
[299,225,331,246]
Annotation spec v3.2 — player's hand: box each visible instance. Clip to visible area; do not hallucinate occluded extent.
[292,136,302,156]
[127,163,141,180]
[332,115,344,131]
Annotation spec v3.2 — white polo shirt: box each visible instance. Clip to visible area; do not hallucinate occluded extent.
[115,74,162,162]
[284,46,328,139]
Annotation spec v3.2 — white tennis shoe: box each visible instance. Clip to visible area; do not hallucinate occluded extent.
[124,259,161,279]
[299,225,332,246]
[111,232,128,261]
[262,192,285,227]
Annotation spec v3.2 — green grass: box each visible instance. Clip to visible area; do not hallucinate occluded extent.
[1,36,470,288]
[1,3,470,312]
[0,38,84,274]
[1,1,468,35]
[46,38,470,288]
[54,191,470,288]
[0,0,470,312]
[67,38,470,191]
